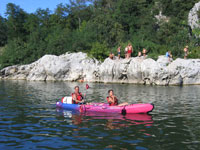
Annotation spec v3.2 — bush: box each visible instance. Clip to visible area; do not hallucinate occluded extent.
[188,46,200,59]
[0,38,27,68]
[87,42,110,61]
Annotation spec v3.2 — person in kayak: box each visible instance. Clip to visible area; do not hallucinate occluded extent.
[72,86,84,104]
[107,89,128,106]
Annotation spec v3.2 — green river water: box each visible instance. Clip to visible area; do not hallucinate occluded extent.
[0,80,200,150]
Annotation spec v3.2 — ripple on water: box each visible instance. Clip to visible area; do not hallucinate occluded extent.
[0,81,200,150]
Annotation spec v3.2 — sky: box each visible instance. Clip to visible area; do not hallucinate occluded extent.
[0,0,70,17]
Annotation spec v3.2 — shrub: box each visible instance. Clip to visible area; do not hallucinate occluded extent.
[87,42,110,61]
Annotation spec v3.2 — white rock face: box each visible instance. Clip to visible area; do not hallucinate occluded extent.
[188,1,200,29]
[155,11,170,24]
[0,52,200,85]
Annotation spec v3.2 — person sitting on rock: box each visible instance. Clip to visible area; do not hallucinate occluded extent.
[72,86,84,104]
[142,48,147,58]
[109,52,114,60]
[137,51,142,57]
[107,89,128,106]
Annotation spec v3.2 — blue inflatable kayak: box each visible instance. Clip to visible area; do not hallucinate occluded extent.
[56,102,80,110]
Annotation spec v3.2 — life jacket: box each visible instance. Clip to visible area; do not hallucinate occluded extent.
[71,92,83,104]
[107,96,118,106]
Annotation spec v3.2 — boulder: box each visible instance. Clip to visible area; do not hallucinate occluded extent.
[0,52,200,85]
[188,1,200,30]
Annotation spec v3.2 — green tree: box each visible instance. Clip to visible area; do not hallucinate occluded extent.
[0,16,7,46]
[5,3,28,41]
[0,0,200,69]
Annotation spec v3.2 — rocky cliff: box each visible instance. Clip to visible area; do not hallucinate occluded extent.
[0,52,200,85]
[188,1,200,30]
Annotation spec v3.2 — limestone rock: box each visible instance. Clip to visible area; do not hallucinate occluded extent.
[188,1,200,29]
[0,52,200,85]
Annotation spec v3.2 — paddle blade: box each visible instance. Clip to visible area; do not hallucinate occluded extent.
[86,84,90,89]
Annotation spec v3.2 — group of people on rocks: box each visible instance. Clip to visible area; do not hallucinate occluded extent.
[165,45,189,61]
[109,44,190,61]
[109,43,148,60]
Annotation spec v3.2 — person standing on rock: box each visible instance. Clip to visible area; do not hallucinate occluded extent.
[184,45,189,59]
[127,44,133,59]
[165,50,173,62]
[117,46,121,59]
[125,46,128,58]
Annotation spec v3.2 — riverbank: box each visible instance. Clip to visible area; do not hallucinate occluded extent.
[0,52,200,85]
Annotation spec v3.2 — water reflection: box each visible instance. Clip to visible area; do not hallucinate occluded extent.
[55,108,154,149]
[56,109,154,130]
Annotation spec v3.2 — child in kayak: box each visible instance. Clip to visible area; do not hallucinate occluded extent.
[72,86,85,104]
[107,90,128,106]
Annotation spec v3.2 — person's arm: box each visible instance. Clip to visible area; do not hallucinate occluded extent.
[80,93,84,102]
[72,93,76,100]
[72,93,76,104]
[113,96,118,104]
[108,96,115,104]
[72,95,84,104]
[73,99,84,103]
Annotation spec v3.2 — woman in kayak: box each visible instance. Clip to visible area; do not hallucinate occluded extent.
[72,86,84,104]
[107,89,128,106]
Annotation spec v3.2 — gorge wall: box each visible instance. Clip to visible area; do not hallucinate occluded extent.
[0,52,200,86]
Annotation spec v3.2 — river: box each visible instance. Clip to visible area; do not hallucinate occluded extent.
[0,80,200,150]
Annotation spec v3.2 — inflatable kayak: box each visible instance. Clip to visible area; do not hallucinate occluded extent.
[56,96,81,110]
[56,102,80,110]
[56,101,154,114]
[79,103,154,114]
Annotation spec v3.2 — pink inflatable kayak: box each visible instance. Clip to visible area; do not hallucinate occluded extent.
[80,103,154,114]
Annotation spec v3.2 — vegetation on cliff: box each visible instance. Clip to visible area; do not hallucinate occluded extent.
[0,0,200,68]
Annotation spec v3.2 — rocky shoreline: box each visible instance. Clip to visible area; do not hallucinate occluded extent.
[0,52,200,85]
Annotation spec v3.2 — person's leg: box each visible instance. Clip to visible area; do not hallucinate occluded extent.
[118,102,128,106]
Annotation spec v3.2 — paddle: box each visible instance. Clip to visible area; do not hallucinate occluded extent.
[84,84,90,102]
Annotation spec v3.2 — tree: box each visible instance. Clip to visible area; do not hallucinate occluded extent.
[65,0,93,29]
[0,16,7,46]
[0,0,199,69]
[5,3,28,41]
